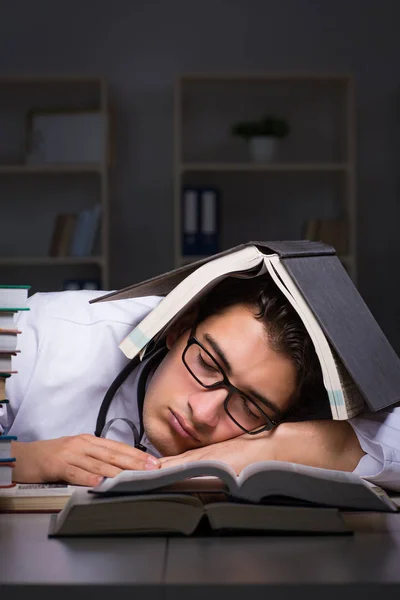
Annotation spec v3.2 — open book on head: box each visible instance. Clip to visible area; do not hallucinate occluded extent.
[90,240,400,420]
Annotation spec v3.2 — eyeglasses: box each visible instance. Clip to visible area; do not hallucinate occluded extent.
[181,326,279,435]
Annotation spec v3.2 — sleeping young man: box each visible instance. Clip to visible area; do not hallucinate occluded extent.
[2,275,399,490]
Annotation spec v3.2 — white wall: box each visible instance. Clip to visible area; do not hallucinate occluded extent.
[1,0,400,348]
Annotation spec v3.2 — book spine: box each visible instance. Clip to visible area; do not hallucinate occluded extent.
[57,214,78,257]
[49,214,68,257]
[199,187,220,256]
[83,204,102,255]
[182,187,201,256]
[70,210,91,257]
[257,240,336,258]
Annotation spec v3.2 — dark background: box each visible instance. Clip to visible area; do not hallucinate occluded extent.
[0,0,399,350]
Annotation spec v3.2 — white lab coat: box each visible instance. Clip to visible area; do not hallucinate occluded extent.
[2,290,400,490]
[2,290,164,456]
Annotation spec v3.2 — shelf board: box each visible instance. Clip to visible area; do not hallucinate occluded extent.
[181,163,350,173]
[0,257,104,266]
[0,75,104,84]
[0,164,103,174]
[179,72,351,83]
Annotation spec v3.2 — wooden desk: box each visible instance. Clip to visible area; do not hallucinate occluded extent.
[2,512,400,599]
[0,514,166,599]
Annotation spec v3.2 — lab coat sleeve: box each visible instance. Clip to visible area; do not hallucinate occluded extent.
[2,289,163,439]
[349,406,400,491]
[1,293,42,434]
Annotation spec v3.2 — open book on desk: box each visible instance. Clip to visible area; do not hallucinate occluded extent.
[90,240,400,420]
[90,460,398,512]
[48,460,398,537]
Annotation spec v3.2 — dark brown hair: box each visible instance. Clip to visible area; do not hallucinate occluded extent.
[197,274,330,421]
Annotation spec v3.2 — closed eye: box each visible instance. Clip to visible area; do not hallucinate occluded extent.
[197,350,219,373]
[241,397,262,420]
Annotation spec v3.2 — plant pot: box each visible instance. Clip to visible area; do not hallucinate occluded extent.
[248,136,277,162]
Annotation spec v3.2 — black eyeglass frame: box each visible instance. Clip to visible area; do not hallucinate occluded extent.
[181,326,279,435]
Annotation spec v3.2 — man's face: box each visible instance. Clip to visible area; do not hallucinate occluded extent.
[143,303,297,456]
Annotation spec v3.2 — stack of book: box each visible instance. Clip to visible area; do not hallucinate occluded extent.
[48,204,102,258]
[0,435,17,489]
[0,284,30,488]
[0,483,85,512]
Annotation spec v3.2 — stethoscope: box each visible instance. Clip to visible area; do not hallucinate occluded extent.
[93,345,168,451]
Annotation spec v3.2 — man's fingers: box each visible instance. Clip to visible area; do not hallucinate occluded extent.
[62,465,104,487]
[73,437,161,471]
[80,434,143,454]
[66,454,124,480]
[80,434,161,465]
[83,445,159,472]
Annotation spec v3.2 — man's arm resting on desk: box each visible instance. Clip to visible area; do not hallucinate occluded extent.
[160,420,366,474]
[11,435,161,485]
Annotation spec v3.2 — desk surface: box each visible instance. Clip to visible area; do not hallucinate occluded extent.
[2,512,400,599]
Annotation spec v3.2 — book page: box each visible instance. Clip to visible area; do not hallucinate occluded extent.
[267,256,365,418]
[0,483,85,497]
[265,256,347,419]
[235,460,397,511]
[0,483,91,512]
[91,460,240,496]
[331,350,365,417]
[119,245,268,358]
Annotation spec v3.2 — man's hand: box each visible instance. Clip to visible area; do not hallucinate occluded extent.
[160,420,365,474]
[11,435,161,486]
[160,433,270,474]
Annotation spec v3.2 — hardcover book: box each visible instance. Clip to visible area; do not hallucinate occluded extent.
[47,459,398,537]
[0,285,30,310]
[90,240,400,420]
[48,492,352,537]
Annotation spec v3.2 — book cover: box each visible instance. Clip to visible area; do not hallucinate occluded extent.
[89,240,400,415]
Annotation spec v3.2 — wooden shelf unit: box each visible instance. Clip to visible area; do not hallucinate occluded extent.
[0,75,109,292]
[173,72,356,281]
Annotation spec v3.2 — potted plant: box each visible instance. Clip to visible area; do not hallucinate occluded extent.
[231,114,290,162]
